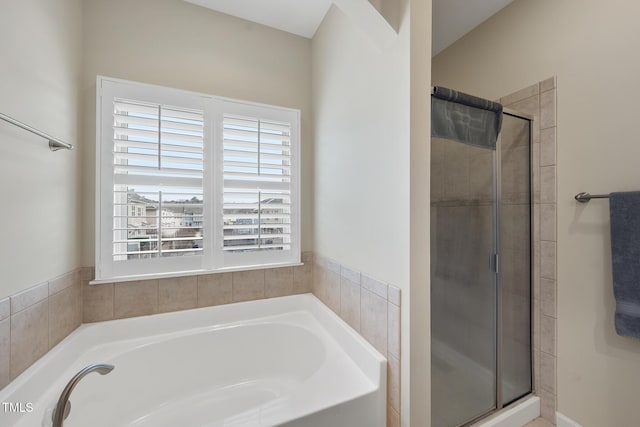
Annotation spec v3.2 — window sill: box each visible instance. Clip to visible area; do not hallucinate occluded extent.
[90,261,305,285]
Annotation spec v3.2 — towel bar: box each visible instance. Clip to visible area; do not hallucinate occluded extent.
[575,192,609,203]
[0,112,73,151]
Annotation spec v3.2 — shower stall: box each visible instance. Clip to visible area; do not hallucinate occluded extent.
[430,89,532,427]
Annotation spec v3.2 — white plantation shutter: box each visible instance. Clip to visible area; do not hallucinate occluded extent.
[219,101,299,267]
[222,116,292,251]
[112,99,205,260]
[98,78,211,279]
[97,77,299,281]
[113,101,204,181]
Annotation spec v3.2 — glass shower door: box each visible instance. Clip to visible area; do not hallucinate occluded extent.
[431,111,532,426]
[431,136,498,427]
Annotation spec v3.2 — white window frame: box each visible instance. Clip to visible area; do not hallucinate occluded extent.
[95,76,300,282]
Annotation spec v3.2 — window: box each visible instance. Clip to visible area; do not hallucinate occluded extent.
[96,77,300,281]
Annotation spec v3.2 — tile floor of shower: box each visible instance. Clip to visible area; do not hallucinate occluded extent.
[432,351,537,427]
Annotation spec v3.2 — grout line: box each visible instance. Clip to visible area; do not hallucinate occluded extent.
[112,279,116,320]
[196,274,200,307]
[8,312,12,382]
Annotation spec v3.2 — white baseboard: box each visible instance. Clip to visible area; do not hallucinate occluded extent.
[473,396,539,427]
[556,412,583,427]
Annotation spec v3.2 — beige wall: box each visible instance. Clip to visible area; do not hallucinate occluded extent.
[311,3,417,425]
[81,0,313,265]
[409,0,432,425]
[0,0,83,299]
[312,3,409,308]
[433,0,640,425]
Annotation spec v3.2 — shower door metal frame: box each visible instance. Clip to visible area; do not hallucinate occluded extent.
[495,113,503,412]
[460,108,534,427]
[498,108,535,410]
[499,109,535,410]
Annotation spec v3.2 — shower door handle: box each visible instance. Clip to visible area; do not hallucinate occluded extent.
[489,253,499,273]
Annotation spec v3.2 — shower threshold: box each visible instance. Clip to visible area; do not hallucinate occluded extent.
[469,395,540,427]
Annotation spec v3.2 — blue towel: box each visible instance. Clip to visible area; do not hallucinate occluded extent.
[609,191,640,337]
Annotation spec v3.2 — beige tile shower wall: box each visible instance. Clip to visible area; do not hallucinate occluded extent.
[0,269,83,390]
[312,254,402,427]
[83,253,313,323]
[501,78,557,424]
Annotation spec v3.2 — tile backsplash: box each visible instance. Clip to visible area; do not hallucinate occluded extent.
[0,269,83,389]
[83,253,313,322]
[312,254,402,427]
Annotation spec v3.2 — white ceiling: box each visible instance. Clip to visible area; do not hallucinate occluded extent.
[184,0,333,39]
[184,0,516,54]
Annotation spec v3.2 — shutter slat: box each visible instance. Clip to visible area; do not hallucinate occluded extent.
[157,248,203,255]
[161,108,203,122]
[160,143,203,153]
[161,132,203,144]
[223,128,259,140]
[223,148,258,159]
[223,224,258,230]
[219,191,258,199]
[222,157,290,168]
[223,172,289,181]
[114,164,203,177]
[113,174,202,188]
[114,100,159,115]
[114,127,158,140]
[160,120,203,133]
[223,136,290,145]
[114,152,204,166]
[222,142,260,152]
[222,245,260,251]
[222,243,287,252]
[160,155,203,165]
[224,234,260,241]
[223,179,290,191]
[260,152,291,161]
[113,152,158,164]
[224,213,290,220]
[114,114,158,127]
[259,121,291,133]
[223,160,258,169]
[259,134,290,144]
[223,203,260,209]
[223,116,258,128]
[112,142,202,154]
[159,236,204,242]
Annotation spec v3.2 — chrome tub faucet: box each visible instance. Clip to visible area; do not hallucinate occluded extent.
[52,363,114,427]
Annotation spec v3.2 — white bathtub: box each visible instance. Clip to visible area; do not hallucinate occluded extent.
[0,294,386,427]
